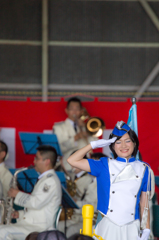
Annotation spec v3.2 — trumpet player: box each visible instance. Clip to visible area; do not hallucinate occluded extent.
[0,145,62,240]
[0,140,12,200]
[53,97,97,172]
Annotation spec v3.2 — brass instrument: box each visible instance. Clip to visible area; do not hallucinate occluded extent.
[66,175,76,198]
[59,207,74,221]
[81,107,105,137]
[3,165,34,225]
[59,174,76,221]
[86,117,105,137]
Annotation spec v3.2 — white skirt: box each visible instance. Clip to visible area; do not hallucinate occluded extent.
[94,217,140,240]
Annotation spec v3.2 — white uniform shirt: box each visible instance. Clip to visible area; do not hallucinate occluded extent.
[14,169,62,230]
[88,156,149,226]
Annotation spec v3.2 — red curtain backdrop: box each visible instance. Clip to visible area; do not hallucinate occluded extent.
[0,98,158,176]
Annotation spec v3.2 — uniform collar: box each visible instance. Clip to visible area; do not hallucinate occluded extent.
[67,118,75,127]
[116,156,136,163]
[38,169,54,179]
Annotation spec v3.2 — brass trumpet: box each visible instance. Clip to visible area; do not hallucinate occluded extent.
[81,108,105,137]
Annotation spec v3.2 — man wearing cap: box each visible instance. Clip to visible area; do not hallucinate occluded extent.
[67,121,154,240]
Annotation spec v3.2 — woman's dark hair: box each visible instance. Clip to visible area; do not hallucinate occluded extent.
[109,129,139,159]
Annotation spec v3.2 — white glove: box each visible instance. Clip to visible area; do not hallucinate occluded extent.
[138,229,150,240]
[90,137,117,149]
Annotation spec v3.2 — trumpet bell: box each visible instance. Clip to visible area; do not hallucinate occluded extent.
[86,117,105,137]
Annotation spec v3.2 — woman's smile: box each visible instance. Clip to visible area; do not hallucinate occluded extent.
[114,133,135,160]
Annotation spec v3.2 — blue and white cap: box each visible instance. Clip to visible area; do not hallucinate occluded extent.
[112,121,131,137]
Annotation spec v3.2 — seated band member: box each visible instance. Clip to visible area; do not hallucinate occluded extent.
[0,140,12,199]
[67,121,154,240]
[58,165,97,237]
[0,145,62,240]
[53,97,97,172]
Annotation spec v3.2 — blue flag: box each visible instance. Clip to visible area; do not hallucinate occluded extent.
[127,103,139,159]
[127,104,138,136]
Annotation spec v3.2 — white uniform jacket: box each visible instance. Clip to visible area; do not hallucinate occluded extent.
[0,162,12,199]
[88,156,149,226]
[14,169,62,231]
[53,118,97,171]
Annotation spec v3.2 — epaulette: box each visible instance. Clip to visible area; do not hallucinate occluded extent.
[140,160,151,168]
[47,173,53,178]
[146,162,151,167]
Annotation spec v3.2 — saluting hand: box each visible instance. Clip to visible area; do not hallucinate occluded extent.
[90,137,117,149]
